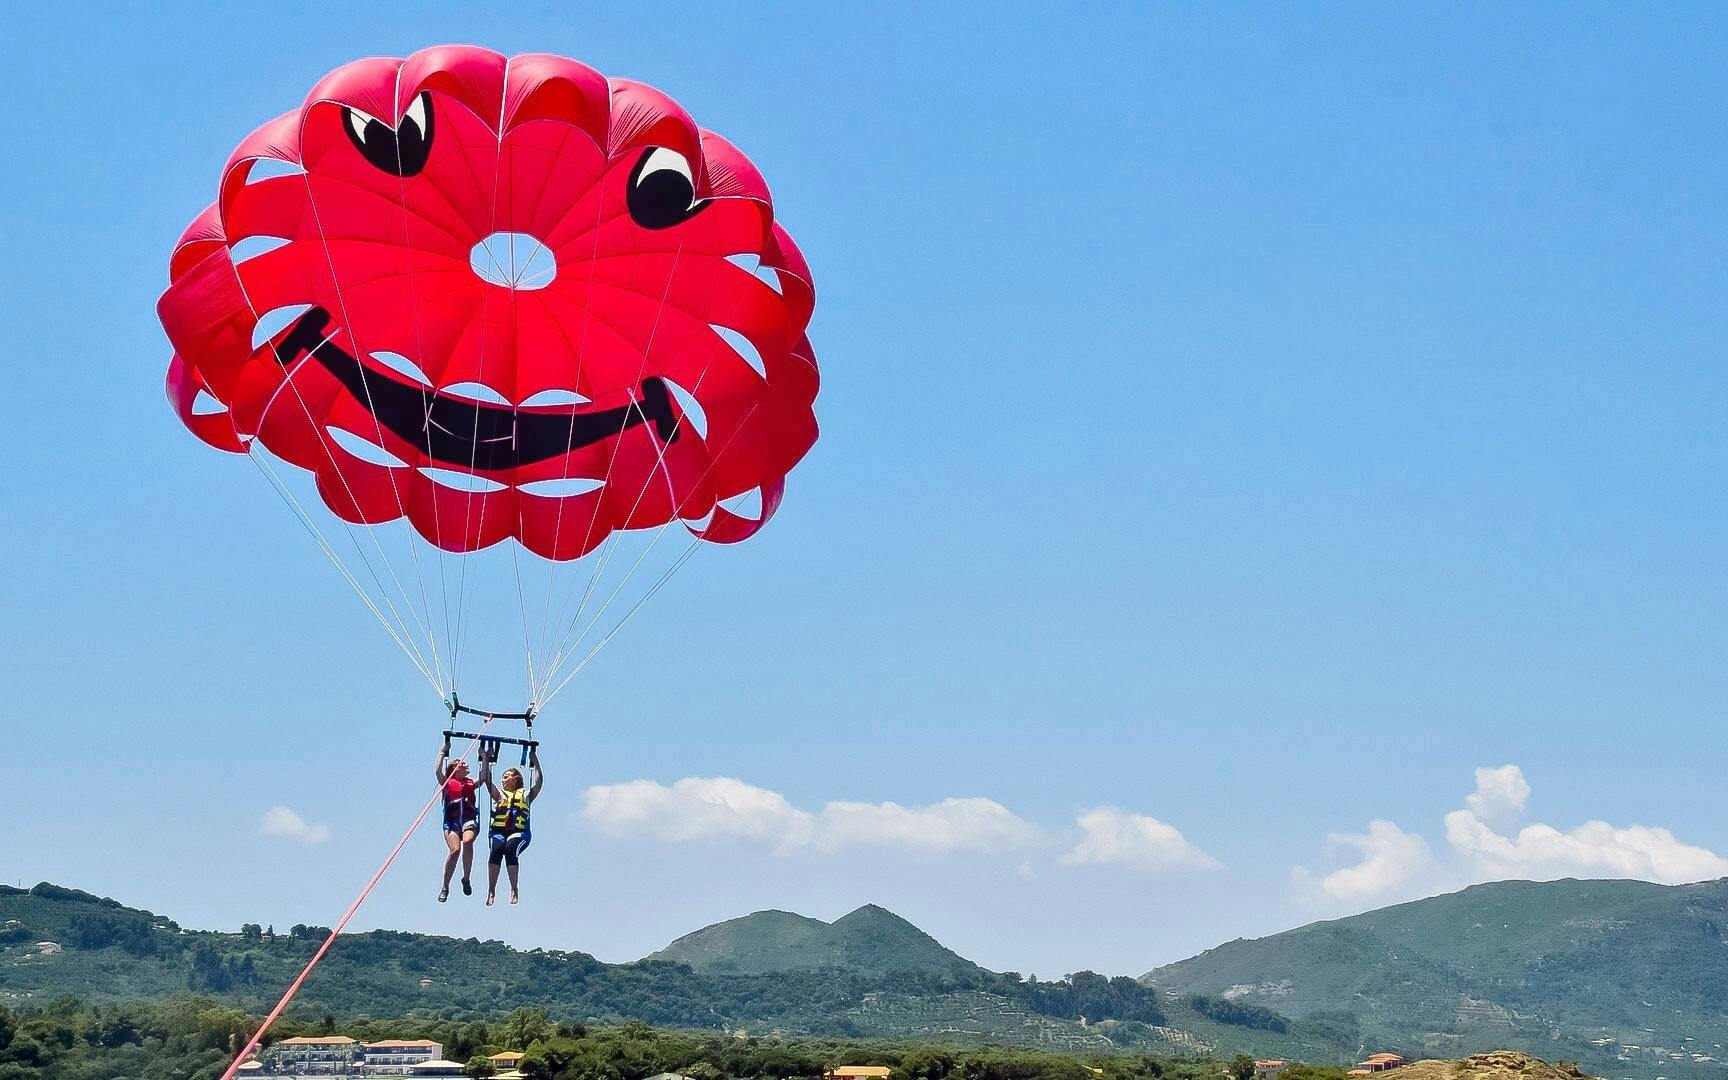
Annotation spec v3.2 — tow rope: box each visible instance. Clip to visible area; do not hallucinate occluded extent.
[218,723,493,1080]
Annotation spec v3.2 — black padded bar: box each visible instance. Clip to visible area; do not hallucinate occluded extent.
[443,729,540,749]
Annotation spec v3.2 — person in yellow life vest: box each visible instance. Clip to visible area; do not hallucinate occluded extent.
[479,748,542,906]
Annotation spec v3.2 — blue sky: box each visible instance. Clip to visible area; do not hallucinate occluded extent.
[4,3,1728,978]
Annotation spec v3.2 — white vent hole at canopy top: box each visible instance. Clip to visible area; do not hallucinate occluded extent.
[470,232,557,290]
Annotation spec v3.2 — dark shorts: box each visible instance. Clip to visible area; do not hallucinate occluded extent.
[443,803,478,835]
[489,830,531,866]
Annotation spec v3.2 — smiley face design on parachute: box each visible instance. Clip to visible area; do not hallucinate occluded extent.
[161,47,819,559]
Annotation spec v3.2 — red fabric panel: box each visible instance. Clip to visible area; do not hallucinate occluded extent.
[504,54,610,143]
[165,354,246,453]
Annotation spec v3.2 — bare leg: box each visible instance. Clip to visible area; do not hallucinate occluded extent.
[460,827,477,893]
[440,831,460,901]
[506,860,520,904]
[487,857,501,906]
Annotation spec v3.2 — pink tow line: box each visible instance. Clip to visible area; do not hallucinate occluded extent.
[219,726,491,1080]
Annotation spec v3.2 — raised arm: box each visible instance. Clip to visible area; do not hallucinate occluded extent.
[528,747,544,802]
[434,738,451,786]
[479,757,500,802]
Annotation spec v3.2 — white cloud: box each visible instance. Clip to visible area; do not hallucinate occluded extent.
[582,777,814,853]
[1294,764,1728,906]
[260,806,330,846]
[1443,763,1728,884]
[1445,807,1728,886]
[580,778,1040,856]
[817,797,1041,853]
[1463,764,1531,830]
[1293,819,1433,904]
[1060,807,1221,872]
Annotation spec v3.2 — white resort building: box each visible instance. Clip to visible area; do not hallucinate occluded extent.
[362,1040,444,1073]
[267,1036,359,1072]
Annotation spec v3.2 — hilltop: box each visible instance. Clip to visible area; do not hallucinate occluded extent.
[646,904,987,980]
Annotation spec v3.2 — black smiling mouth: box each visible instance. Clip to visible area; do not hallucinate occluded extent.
[273,306,680,472]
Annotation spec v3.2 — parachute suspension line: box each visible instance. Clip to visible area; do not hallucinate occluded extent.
[534,234,756,702]
[533,243,687,693]
[251,327,446,698]
[510,540,538,707]
[227,214,448,700]
[383,58,456,696]
[535,397,762,704]
[529,405,636,702]
[244,444,446,699]
[535,420,690,697]
[447,76,515,698]
[493,73,539,709]
[379,65,463,698]
[540,534,701,708]
[297,120,449,694]
[216,722,496,1080]
[530,178,613,694]
[540,514,676,694]
[260,347,442,691]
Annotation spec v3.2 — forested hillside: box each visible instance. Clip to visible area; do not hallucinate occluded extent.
[1147,877,1728,1078]
[0,884,1205,1058]
[9,878,1722,1079]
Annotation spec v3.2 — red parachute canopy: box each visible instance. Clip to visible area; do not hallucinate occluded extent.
[161,45,819,559]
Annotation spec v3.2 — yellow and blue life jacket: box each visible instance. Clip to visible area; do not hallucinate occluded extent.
[490,788,531,835]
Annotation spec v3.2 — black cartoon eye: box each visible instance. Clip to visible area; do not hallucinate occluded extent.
[628,146,707,230]
[342,92,433,177]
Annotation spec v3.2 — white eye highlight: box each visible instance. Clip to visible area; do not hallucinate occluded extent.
[402,94,428,139]
[346,106,381,144]
[628,146,702,230]
[639,146,692,186]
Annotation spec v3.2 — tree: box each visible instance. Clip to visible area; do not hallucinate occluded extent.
[189,942,233,992]
[898,1047,958,1080]
[1100,1057,1162,1080]
[500,1006,550,1050]
[1228,1055,1256,1080]
[465,1053,498,1078]
[2,1034,46,1067]
[241,923,263,942]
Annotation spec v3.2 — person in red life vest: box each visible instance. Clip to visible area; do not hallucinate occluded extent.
[435,740,479,902]
[479,748,543,906]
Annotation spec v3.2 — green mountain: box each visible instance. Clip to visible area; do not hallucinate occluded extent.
[646,904,987,980]
[9,877,1726,1079]
[1146,877,1728,1078]
[0,883,1202,1059]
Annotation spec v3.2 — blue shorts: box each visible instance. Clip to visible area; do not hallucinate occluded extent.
[489,830,531,866]
[443,804,478,835]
